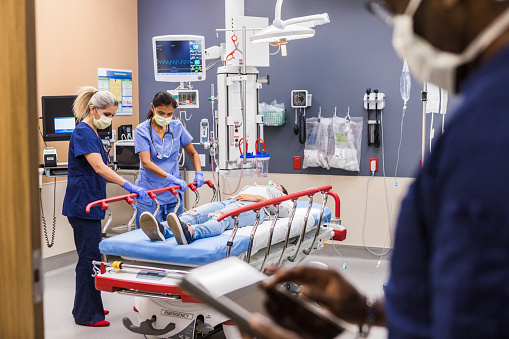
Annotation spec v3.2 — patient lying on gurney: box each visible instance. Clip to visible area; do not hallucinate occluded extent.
[139,181,291,245]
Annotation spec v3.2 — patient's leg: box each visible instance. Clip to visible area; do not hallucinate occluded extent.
[179,201,226,226]
[191,202,261,240]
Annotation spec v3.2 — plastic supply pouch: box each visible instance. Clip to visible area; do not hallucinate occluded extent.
[302,117,332,170]
[329,116,363,172]
[259,100,286,126]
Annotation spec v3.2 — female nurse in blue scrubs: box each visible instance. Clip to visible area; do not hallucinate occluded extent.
[134,91,204,227]
[62,86,148,327]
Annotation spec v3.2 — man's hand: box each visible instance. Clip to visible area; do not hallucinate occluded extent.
[233,194,267,202]
[263,266,369,326]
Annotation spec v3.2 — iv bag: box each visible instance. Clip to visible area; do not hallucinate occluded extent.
[400,59,411,104]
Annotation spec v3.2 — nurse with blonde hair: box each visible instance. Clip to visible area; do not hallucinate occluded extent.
[62,86,147,327]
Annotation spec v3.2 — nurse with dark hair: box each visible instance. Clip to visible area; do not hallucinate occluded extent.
[134,91,203,227]
[63,86,148,327]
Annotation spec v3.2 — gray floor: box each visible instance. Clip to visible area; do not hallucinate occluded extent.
[43,244,390,339]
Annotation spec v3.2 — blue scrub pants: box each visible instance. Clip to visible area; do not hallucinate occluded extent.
[168,199,266,240]
[67,217,105,325]
[135,192,184,228]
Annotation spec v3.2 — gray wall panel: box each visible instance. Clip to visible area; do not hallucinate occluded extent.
[138,0,454,178]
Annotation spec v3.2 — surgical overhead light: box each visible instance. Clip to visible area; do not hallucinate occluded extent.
[250,0,330,44]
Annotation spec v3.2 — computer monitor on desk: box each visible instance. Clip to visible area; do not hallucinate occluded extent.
[41,95,112,142]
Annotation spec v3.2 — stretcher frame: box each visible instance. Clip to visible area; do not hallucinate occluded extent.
[86,182,346,338]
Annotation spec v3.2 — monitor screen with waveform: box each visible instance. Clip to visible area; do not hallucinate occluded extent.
[152,35,206,82]
[154,38,204,82]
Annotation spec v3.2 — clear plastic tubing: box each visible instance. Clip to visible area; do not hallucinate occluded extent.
[400,58,411,112]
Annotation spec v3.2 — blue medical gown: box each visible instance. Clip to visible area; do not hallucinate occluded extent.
[62,122,107,219]
[134,119,192,205]
[385,46,509,338]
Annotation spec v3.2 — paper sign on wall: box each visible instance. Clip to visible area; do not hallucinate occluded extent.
[98,68,133,115]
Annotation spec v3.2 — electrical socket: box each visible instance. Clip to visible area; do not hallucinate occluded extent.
[199,154,206,166]
[370,158,378,172]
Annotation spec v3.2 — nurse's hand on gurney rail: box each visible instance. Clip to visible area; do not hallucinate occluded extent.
[193,171,204,188]
[165,174,187,193]
[122,181,148,200]
[243,265,387,339]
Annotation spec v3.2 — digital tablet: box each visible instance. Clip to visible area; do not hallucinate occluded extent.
[178,257,355,338]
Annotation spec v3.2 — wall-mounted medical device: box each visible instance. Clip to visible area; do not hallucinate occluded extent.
[152,35,206,82]
[167,89,199,109]
[118,125,133,141]
[291,90,312,108]
[363,88,385,148]
[200,118,210,144]
[216,65,264,173]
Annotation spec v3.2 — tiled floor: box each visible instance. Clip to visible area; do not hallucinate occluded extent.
[43,244,390,339]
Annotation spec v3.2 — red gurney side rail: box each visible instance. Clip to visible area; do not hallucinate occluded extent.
[95,275,200,303]
[85,180,215,213]
[216,185,340,221]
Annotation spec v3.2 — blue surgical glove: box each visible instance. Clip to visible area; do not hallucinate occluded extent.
[123,180,148,200]
[165,174,188,193]
[193,171,204,188]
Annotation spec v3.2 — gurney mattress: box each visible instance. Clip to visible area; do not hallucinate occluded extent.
[99,202,331,266]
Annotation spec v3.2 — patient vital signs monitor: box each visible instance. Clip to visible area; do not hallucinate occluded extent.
[152,35,206,82]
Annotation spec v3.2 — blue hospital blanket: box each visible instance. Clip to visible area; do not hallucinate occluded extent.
[100,202,331,266]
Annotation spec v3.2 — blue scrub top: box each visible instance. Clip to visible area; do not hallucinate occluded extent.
[134,119,192,204]
[62,122,107,220]
[385,46,509,338]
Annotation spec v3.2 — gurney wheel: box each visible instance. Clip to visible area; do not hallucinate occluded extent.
[194,316,223,338]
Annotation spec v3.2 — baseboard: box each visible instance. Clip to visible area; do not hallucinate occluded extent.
[42,251,77,274]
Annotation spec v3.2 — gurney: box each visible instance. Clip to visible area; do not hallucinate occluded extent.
[87,181,346,338]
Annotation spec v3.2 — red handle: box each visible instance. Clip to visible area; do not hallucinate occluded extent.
[256,138,265,152]
[86,182,198,213]
[327,190,341,218]
[238,138,248,156]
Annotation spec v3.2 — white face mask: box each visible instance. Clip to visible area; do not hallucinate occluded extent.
[153,113,172,127]
[93,108,112,129]
[392,0,509,93]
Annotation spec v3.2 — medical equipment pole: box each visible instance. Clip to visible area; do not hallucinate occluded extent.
[242,26,247,164]
[421,81,427,165]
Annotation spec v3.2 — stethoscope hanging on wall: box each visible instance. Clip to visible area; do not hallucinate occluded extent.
[150,118,174,159]
[294,108,306,144]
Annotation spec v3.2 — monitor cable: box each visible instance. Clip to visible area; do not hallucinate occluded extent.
[40,177,56,248]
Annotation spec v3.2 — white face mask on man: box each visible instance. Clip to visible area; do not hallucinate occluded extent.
[392,0,509,93]
[93,108,112,129]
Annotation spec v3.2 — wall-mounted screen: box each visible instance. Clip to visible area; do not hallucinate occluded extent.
[152,35,206,82]
[42,95,112,141]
